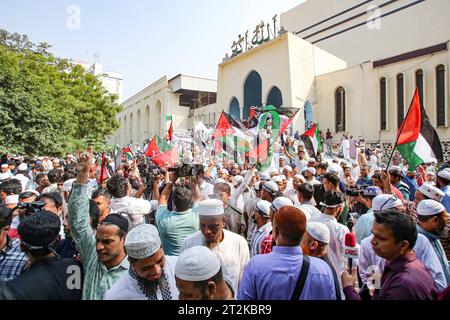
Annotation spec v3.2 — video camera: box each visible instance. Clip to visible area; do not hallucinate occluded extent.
[168,163,204,178]
[345,186,367,197]
[137,161,165,189]
[12,201,47,219]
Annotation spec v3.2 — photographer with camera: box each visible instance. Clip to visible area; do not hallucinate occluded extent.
[352,186,382,243]
[156,167,201,256]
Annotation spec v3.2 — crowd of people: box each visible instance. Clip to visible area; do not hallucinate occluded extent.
[1,126,450,300]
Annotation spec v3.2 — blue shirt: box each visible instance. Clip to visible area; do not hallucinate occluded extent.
[403,176,418,201]
[354,210,375,244]
[156,205,199,256]
[237,246,337,300]
[442,186,450,213]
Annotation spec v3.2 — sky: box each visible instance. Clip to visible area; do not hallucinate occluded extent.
[0,0,305,101]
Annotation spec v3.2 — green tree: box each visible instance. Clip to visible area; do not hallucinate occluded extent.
[0,29,122,156]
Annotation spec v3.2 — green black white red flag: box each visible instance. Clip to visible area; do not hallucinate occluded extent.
[396,88,443,169]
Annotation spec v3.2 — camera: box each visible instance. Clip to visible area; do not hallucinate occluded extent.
[12,201,47,219]
[168,163,204,178]
[137,161,164,189]
[345,187,365,197]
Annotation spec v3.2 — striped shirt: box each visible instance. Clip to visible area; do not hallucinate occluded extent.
[250,223,272,257]
[0,237,28,282]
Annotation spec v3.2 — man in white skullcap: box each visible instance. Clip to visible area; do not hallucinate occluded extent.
[5,195,19,209]
[104,224,178,300]
[301,221,342,300]
[181,199,250,293]
[304,167,320,187]
[261,181,280,203]
[175,246,234,300]
[436,168,450,212]
[416,200,450,284]
[358,202,448,291]
[13,163,29,192]
[272,175,284,192]
[402,182,445,222]
[250,200,272,257]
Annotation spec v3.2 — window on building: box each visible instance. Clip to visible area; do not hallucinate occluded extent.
[380,77,387,130]
[266,86,283,108]
[397,74,404,129]
[229,97,240,120]
[244,70,262,120]
[415,69,424,106]
[335,87,346,132]
[436,65,446,127]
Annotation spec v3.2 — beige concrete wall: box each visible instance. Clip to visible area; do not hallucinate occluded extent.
[315,48,450,143]
[281,0,450,67]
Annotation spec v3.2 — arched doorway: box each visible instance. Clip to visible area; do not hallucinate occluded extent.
[243,70,262,120]
[267,86,283,108]
[229,97,240,120]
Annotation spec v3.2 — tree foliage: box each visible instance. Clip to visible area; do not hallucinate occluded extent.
[0,29,122,156]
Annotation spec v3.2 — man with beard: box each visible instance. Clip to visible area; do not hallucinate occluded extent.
[68,148,130,300]
[104,224,178,300]
[175,246,234,300]
[181,199,249,293]
[416,200,450,285]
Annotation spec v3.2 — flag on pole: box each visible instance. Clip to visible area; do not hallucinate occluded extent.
[98,151,110,184]
[151,147,179,168]
[396,88,443,169]
[123,147,133,161]
[168,121,173,141]
[145,135,171,157]
[166,115,173,121]
[303,123,322,155]
[113,144,121,172]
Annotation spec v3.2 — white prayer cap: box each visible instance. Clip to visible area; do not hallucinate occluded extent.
[0,173,10,181]
[437,169,450,181]
[269,168,279,175]
[198,199,224,216]
[272,197,294,211]
[254,181,263,191]
[283,165,292,172]
[272,176,283,183]
[5,195,19,205]
[17,163,27,171]
[260,174,270,181]
[262,181,279,195]
[294,174,306,182]
[1,163,8,168]
[215,178,226,184]
[232,175,244,187]
[372,194,403,211]
[279,155,286,161]
[125,224,161,260]
[255,200,271,217]
[306,167,316,175]
[175,246,221,282]
[417,199,446,216]
[63,178,76,193]
[327,166,339,175]
[341,160,348,165]
[418,183,445,202]
[219,169,229,176]
[306,222,330,244]
[308,158,316,163]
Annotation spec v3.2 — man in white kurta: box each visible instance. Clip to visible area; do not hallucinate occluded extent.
[181,199,250,293]
[104,224,179,300]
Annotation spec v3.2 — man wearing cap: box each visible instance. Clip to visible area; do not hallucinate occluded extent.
[13,163,29,192]
[389,166,411,201]
[353,186,382,243]
[175,246,234,300]
[181,199,250,293]
[68,149,130,300]
[437,168,450,212]
[304,167,320,187]
[250,200,272,257]
[1,164,13,179]
[104,224,178,300]
[238,206,336,300]
[416,200,450,284]
[358,207,447,292]
[261,181,280,203]
[310,191,350,284]
[301,222,341,299]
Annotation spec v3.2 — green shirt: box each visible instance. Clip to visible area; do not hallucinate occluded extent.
[68,182,129,300]
[156,205,199,256]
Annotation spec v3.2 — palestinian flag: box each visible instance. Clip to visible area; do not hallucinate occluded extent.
[213,111,245,138]
[396,88,443,169]
[151,147,179,168]
[303,123,322,155]
[168,121,173,141]
[145,135,171,157]
[123,147,133,161]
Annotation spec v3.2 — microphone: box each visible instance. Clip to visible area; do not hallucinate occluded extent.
[343,233,359,272]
